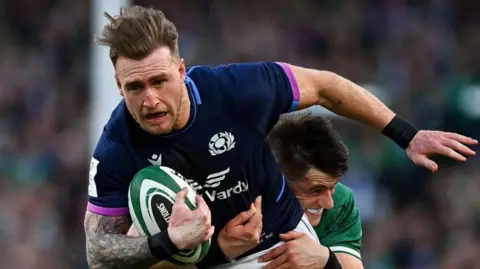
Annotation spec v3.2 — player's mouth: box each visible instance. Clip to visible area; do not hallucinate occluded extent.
[144,112,168,123]
[307,208,324,215]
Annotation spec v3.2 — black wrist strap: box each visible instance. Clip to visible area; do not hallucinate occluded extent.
[324,247,343,269]
[382,115,419,149]
[147,230,179,261]
[195,234,229,268]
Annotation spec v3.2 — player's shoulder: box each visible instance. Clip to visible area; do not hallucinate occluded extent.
[93,101,135,168]
[94,129,126,160]
[102,100,128,137]
[186,62,288,103]
[187,61,280,72]
[332,182,355,209]
[187,62,285,83]
[92,128,138,187]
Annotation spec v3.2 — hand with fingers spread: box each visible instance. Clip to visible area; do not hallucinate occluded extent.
[259,231,329,269]
[167,188,215,250]
[406,130,478,172]
[218,195,263,261]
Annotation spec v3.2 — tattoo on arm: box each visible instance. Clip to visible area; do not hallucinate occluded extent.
[84,211,158,269]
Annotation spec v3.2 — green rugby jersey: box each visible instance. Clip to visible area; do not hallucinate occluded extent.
[313,182,362,260]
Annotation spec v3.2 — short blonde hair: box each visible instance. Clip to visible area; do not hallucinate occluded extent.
[95,6,179,67]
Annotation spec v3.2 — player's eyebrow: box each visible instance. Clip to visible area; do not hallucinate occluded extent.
[308,184,328,192]
[148,75,169,85]
[124,80,144,89]
[308,181,337,193]
[149,74,168,81]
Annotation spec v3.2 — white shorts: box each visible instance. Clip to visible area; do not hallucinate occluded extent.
[210,214,319,269]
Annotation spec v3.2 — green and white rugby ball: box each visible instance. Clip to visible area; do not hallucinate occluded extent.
[128,165,210,265]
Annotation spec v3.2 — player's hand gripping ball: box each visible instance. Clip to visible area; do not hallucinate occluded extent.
[128,166,211,265]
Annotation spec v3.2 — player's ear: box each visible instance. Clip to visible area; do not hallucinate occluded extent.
[179,58,186,81]
[114,74,124,97]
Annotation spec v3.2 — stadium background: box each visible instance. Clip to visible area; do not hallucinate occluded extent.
[1,0,479,268]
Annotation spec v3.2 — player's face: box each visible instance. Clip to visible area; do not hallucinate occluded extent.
[115,47,188,135]
[289,169,338,227]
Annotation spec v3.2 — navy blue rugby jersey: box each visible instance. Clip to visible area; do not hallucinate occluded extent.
[87,62,304,264]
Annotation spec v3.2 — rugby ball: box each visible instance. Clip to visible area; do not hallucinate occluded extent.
[128,165,210,265]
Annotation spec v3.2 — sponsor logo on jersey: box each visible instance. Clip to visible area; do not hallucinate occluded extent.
[148,153,162,166]
[204,167,230,188]
[183,167,248,203]
[204,180,249,202]
[259,232,274,244]
[186,178,203,191]
[209,132,236,156]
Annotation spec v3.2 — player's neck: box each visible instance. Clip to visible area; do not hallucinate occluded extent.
[173,84,191,130]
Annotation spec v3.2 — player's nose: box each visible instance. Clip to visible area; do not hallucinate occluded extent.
[143,88,160,108]
[318,189,334,209]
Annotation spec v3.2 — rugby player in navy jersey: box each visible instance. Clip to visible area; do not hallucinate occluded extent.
[84,6,478,269]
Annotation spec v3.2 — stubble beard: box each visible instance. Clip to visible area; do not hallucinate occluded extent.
[171,84,186,131]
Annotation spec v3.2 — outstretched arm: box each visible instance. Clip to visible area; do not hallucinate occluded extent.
[285,64,477,171]
[84,211,158,269]
[287,65,394,129]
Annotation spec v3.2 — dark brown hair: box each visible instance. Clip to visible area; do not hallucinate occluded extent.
[95,6,179,67]
[268,112,349,182]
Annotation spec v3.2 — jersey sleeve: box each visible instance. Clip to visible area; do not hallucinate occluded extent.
[320,190,363,260]
[87,132,136,216]
[214,62,300,135]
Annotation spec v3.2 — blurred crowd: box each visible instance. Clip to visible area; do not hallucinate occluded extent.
[0,0,479,268]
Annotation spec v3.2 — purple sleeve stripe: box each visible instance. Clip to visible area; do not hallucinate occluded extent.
[276,62,300,111]
[87,202,130,216]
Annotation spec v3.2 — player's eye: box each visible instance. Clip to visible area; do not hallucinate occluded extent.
[152,79,166,87]
[312,187,327,194]
[130,86,142,91]
[126,83,144,91]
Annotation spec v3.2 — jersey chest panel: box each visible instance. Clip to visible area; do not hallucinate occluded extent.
[133,115,264,223]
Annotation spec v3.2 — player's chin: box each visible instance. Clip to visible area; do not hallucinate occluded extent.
[147,125,174,135]
[305,211,322,227]
[141,118,174,135]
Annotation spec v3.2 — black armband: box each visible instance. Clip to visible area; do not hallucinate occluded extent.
[381,115,419,149]
[147,231,179,261]
[195,234,229,268]
[324,247,343,269]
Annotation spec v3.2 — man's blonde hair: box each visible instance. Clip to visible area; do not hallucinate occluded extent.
[95,6,179,67]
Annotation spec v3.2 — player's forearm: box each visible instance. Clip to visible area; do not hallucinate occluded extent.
[335,252,364,269]
[315,71,395,130]
[84,211,158,269]
[86,232,158,268]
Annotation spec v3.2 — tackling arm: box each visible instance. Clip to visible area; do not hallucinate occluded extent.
[287,65,395,130]
[84,211,158,269]
[335,253,364,269]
